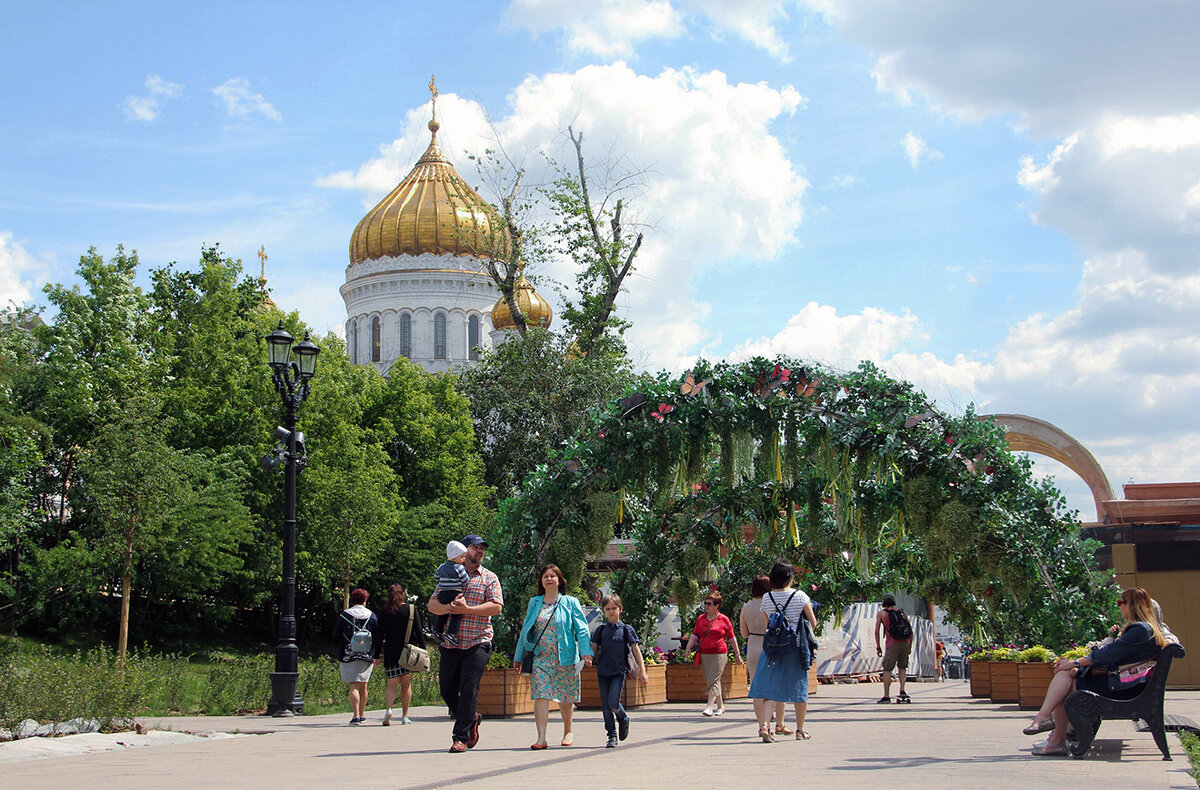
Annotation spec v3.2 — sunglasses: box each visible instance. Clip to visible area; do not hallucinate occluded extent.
[704,601,718,606]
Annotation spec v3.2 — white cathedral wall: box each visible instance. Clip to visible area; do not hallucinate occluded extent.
[341,257,501,375]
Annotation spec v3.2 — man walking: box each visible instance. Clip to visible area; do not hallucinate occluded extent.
[874,595,912,703]
[427,534,503,753]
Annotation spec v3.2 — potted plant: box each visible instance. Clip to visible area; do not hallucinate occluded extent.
[988,646,1021,703]
[1016,645,1057,709]
[967,648,991,698]
[664,651,748,702]
[624,647,668,707]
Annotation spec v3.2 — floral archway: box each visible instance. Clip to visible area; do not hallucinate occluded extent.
[489,357,1114,652]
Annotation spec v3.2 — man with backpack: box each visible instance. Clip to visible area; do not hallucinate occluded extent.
[874,595,913,703]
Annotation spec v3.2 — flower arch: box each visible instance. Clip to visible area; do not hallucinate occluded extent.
[489,356,1114,651]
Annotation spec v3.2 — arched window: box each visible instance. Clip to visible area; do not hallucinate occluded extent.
[399,314,412,359]
[468,315,480,360]
[371,316,381,363]
[348,320,357,365]
[434,313,447,360]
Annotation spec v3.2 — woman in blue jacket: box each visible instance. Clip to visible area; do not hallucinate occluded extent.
[1023,586,1166,756]
[513,564,593,749]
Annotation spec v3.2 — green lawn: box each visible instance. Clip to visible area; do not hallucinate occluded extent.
[0,635,442,734]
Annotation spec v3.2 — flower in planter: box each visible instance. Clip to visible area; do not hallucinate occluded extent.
[990,647,1021,662]
[642,647,666,666]
[1059,645,1090,661]
[1018,645,1056,663]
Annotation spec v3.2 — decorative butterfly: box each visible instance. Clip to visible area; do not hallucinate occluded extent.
[680,371,710,397]
[752,371,767,395]
[618,392,646,415]
[795,369,821,399]
[759,378,786,399]
[772,363,791,383]
[904,412,932,428]
[651,403,675,422]
[944,433,958,447]
[563,459,582,473]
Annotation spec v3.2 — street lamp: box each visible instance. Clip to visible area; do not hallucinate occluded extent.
[263,321,320,716]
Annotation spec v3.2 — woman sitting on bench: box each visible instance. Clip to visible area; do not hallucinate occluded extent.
[1023,586,1167,756]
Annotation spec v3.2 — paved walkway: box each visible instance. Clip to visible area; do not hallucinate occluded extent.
[4,680,1199,789]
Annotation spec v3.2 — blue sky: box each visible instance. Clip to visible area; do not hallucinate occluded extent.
[5,1,1200,519]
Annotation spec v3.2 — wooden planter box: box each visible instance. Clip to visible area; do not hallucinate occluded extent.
[968,660,991,698]
[989,661,1020,703]
[1017,662,1055,710]
[476,669,558,718]
[666,661,748,702]
[579,664,669,707]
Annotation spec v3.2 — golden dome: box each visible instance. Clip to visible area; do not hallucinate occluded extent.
[491,275,553,331]
[348,120,512,266]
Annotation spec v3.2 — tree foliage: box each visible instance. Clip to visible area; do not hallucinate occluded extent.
[487,356,1114,654]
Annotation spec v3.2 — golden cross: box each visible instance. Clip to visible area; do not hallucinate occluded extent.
[257,245,267,282]
[428,74,438,122]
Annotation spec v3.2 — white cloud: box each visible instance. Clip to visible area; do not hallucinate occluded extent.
[212,78,281,121]
[320,63,806,369]
[120,74,183,122]
[0,232,52,308]
[503,0,796,60]
[901,131,941,168]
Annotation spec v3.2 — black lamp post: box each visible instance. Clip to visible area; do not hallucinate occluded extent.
[264,321,319,716]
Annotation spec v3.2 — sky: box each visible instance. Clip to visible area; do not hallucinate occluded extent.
[4,1,1200,520]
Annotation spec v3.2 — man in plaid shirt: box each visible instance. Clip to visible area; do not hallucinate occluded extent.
[427,533,503,753]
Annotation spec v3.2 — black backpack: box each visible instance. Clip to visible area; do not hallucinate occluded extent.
[886,608,913,640]
[763,590,800,656]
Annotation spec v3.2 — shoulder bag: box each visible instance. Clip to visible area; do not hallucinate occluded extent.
[521,598,558,675]
[397,604,431,673]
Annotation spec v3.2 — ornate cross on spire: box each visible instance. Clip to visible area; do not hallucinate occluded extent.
[428,74,438,123]
[258,245,268,285]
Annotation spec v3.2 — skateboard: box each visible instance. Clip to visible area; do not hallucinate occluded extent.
[897,693,912,703]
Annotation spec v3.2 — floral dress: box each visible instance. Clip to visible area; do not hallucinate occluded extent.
[530,603,580,703]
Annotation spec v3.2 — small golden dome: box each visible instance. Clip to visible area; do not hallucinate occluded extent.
[348,127,511,266]
[490,275,553,331]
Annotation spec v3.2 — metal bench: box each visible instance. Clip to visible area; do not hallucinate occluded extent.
[1063,642,1186,760]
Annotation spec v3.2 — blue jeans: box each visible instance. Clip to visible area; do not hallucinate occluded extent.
[597,673,628,738]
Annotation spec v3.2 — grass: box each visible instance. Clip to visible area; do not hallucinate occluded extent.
[0,635,443,737]
[1180,729,1200,787]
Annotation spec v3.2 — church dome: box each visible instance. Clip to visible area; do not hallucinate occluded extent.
[348,119,512,266]
[491,275,553,331]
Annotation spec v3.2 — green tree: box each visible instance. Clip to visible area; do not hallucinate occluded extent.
[457,328,638,502]
[84,397,181,663]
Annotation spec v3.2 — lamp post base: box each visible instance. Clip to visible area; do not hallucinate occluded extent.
[266,672,303,716]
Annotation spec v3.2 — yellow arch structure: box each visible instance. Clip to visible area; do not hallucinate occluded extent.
[984,413,1113,522]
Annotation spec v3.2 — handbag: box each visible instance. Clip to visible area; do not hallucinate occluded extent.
[520,599,558,675]
[397,604,430,673]
[1108,659,1155,691]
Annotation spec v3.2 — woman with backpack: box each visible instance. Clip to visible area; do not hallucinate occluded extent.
[373,583,425,726]
[334,587,379,725]
[749,562,817,742]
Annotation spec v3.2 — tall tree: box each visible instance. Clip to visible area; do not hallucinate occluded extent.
[84,397,180,663]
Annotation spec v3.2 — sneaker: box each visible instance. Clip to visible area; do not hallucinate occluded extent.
[382,708,393,726]
[876,696,890,703]
[350,716,363,725]
[401,716,413,725]
[618,716,630,742]
[701,708,714,717]
[606,736,618,748]
[713,708,725,717]
[898,691,910,700]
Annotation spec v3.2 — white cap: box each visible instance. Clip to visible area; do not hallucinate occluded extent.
[446,540,468,560]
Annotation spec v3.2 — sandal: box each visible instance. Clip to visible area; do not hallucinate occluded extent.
[796,730,812,740]
[530,742,548,750]
[759,726,774,743]
[774,724,794,735]
[1023,718,1054,736]
[560,734,574,747]
[1031,742,1068,757]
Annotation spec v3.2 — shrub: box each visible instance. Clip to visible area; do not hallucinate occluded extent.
[1179,729,1200,786]
[1018,645,1056,663]
[1059,646,1090,661]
